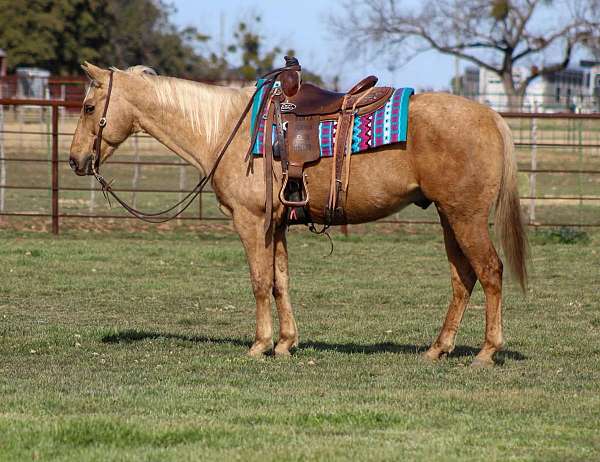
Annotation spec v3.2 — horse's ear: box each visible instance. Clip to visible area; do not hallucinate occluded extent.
[81,62,109,86]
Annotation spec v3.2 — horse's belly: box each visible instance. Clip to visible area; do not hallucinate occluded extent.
[303,148,421,224]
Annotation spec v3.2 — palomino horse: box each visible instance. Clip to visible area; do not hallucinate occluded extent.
[69,63,528,367]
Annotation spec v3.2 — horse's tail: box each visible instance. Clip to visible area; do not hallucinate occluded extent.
[493,112,529,292]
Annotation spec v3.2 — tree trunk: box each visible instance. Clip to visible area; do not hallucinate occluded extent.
[502,76,524,112]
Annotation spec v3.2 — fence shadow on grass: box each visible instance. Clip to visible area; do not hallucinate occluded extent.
[101,329,526,362]
[101,329,252,348]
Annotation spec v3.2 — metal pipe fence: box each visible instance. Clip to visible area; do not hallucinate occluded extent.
[0,97,599,233]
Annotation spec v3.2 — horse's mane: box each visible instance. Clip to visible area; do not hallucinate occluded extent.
[119,66,251,147]
[125,65,158,76]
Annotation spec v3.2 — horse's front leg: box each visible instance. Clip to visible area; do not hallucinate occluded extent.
[234,209,275,356]
[273,225,299,356]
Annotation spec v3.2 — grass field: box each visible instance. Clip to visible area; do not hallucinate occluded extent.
[1,227,599,461]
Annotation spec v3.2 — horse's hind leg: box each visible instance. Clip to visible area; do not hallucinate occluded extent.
[424,210,476,361]
[447,217,504,367]
[272,225,299,356]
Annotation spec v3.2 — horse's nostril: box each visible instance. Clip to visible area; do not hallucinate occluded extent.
[69,158,78,171]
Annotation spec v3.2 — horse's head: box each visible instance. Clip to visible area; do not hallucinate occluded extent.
[69,62,137,176]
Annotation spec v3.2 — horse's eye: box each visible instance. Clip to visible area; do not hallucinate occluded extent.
[84,104,95,114]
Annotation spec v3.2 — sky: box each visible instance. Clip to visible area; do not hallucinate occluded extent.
[170,0,584,91]
[171,0,457,91]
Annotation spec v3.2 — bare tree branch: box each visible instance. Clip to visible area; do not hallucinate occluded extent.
[330,0,600,105]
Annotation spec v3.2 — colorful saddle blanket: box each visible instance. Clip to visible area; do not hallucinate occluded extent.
[251,86,414,157]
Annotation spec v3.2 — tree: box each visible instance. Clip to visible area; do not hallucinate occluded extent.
[0,3,324,84]
[0,0,214,77]
[227,17,286,80]
[0,0,112,74]
[227,17,323,85]
[332,0,600,108]
[105,0,213,78]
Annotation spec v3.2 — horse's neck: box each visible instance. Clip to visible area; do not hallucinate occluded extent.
[132,80,250,174]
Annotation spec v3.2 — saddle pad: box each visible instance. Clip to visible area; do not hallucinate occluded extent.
[251,85,414,157]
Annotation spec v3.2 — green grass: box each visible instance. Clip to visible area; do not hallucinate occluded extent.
[1,228,599,461]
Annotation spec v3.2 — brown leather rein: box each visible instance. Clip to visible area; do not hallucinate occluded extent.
[89,64,298,223]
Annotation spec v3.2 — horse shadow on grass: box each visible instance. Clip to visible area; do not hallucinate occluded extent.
[101,329,526,363]
[301,341,526,363]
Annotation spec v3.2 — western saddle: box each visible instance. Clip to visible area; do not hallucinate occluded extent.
[253,57,393,230]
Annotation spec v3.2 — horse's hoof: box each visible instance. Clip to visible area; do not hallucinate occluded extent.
[422,344,452,362]
[422,350,441,362]
[247,340,273,357]
[274,337,297,356]
[471,357,494,368]
[273,346,292,357]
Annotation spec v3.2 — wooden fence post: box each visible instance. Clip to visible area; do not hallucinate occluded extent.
[51,104,59,234]
[529,108,537,225]
[178,159,185,224]
[0,100,5,218]
[198,174,203,220]
[131,134,140,208]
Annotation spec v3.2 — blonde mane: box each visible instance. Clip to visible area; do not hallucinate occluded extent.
[123,67,251,148]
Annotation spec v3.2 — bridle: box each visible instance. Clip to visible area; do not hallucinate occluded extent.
[91,69,113,176]
[88,63,299,223]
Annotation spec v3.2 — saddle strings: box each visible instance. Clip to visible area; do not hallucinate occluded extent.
[343,87,375,194]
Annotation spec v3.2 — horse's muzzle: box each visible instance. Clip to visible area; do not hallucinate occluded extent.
[69,154,93,176]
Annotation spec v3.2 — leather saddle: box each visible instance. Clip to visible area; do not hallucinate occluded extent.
[257,57,393,229]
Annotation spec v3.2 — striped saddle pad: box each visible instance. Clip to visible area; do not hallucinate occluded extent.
[251,86,414,157]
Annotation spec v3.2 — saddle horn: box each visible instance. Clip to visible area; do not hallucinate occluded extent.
[281,56,302,98]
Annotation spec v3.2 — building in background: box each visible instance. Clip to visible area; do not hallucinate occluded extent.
[456,60,600,112]
[16,68,50,99]
[461,67,480,98]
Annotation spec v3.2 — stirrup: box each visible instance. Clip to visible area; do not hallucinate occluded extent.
[279,173,309,207]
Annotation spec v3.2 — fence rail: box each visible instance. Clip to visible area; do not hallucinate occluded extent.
[1,97,599,233]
